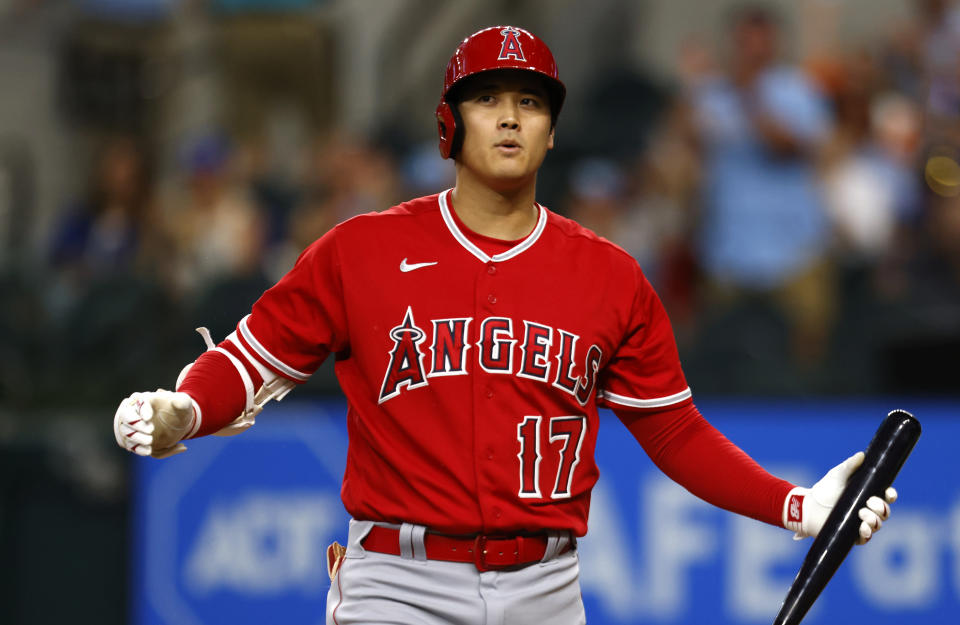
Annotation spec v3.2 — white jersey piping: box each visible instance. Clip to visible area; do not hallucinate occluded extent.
[227,330,281,387]
[597,387,692,409]
[438,189,547,263]
[238,315,311,382]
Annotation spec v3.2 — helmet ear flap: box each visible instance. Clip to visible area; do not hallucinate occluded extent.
[436,100,460,160]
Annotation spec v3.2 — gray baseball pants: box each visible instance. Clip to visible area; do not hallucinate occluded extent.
[326,519,586,625]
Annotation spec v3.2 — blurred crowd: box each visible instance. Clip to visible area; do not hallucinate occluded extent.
[2,0,960,411]
[581,1,960,396]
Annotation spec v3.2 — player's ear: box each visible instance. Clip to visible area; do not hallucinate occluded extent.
[548,126,555,150]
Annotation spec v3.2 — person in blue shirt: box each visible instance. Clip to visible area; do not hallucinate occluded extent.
[690,5,835,367]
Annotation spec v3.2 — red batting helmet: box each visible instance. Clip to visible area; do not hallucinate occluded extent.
[436,26,566,159]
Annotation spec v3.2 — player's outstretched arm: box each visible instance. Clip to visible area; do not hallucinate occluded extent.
[784,452,897,545]
[113,327,296,458]
[115,228,347,459]
[618,404,896,540]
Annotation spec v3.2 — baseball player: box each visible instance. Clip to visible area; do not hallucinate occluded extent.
[115,26,897,625]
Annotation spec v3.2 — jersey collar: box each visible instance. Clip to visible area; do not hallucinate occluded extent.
[438,189,547,263]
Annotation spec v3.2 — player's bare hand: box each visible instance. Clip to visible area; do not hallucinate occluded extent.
[114,390,196,458]
[784,451,898,544]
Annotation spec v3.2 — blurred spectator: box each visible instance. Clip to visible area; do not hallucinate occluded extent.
[564,157,628,248]
[559,93,700,340]
[47,135,160,312]
[877,12,925,103]
[876,0,960,142]
[565,152,699,334]
[400,139,456,200]
[873,187,960,392]
[270,133,401,277]
[823,92,922,262]
[563,101,700,332]
[159,132,266,297]
[306,133,400,225]
[809,47,880,158]
[915,190,960,300]
[915,0,960,144]
[686,5,835,367]
[42,135,180,405]
[623,101,702,330]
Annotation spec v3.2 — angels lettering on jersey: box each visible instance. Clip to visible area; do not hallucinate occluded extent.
[379,306,601,405]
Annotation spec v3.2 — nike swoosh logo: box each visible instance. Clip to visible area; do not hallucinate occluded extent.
[400,258,438,272]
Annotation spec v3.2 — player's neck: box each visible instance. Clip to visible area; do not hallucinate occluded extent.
[450,174,538,241]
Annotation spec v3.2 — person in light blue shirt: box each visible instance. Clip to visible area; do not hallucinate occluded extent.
[690,6,835,365]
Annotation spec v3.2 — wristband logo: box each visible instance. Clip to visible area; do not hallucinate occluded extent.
[789,494,803,524]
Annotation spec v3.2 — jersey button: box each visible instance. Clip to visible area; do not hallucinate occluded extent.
[486,448,494,460]
[487,264,497,275]
[485,388,494,399]
[487,294,497,304]
[493,508,502,519]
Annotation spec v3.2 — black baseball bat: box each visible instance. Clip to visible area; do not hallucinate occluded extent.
[772,409,921,625]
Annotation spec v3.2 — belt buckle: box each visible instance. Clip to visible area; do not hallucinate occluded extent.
[472,535,522,572]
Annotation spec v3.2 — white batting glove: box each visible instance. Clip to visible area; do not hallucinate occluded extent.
[784,451,897,545]
[114,390,198,458]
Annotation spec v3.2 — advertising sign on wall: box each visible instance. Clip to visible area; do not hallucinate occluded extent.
[133,399,958,624]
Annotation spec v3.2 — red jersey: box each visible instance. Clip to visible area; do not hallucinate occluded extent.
[235,190,692,536]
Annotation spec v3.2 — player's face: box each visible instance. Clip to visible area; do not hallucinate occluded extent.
[455,71,555,192]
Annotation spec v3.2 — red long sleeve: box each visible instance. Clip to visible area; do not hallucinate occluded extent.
[177,341,264,438]
[616,402,794,527]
